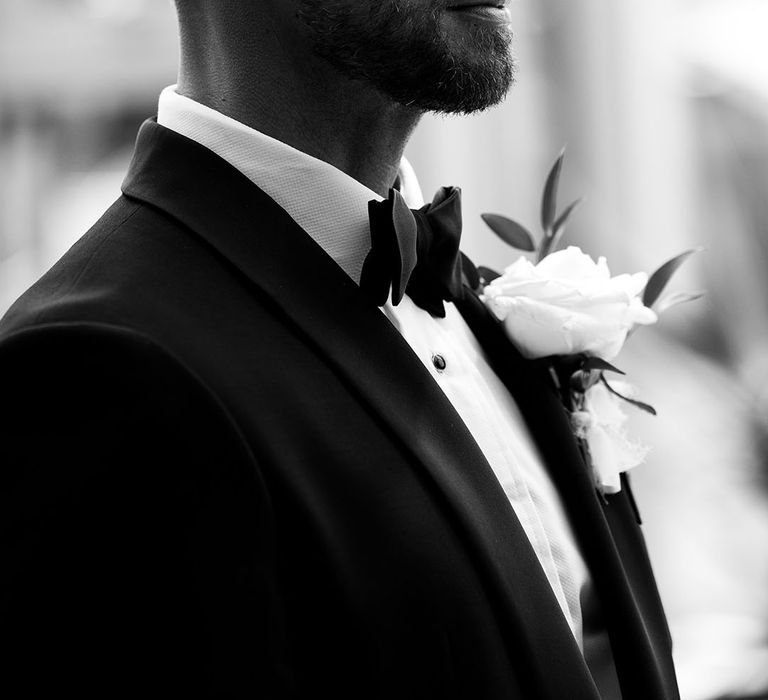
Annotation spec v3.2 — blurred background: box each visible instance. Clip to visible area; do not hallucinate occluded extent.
[2,1,768,698]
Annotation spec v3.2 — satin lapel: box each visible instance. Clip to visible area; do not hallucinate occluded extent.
[455,291,679,700]
[121,120,600,699]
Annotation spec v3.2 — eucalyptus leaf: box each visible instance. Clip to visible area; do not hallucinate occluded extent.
[582,357,626,375]
[601,377,658,416]
[553,197,584,236]
[541,148,566,234]
[656,290,705,315]
[477,266,502,285]
[481,213,536,251]
[642,248,703,309]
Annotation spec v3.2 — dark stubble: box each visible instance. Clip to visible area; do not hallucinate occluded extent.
[296,0,516,114]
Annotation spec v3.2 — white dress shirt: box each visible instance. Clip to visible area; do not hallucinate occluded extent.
[157,86,596,652]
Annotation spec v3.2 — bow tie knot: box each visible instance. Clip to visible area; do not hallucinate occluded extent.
[361,186,464,317]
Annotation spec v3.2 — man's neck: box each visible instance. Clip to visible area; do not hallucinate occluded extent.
[176,23,422,198]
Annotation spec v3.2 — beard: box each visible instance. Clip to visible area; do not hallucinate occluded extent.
[296,0,516,115]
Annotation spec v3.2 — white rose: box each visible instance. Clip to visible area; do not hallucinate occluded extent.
[482,246,657,360]
[571,381,650,494]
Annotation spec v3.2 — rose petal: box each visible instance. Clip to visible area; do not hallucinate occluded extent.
[536,247,610,281]
[582,385,650,494]
[500,297,580,358]
[584,383,628,426]
[585,424,624,494]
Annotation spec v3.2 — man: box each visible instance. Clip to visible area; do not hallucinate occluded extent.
[0,2,679,698]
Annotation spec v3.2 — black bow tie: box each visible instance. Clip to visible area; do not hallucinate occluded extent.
[360,186,464,318]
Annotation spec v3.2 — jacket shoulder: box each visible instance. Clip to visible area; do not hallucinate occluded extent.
[0,194,231,337]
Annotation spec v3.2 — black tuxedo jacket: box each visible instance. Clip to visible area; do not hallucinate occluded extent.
[0,121,679,699]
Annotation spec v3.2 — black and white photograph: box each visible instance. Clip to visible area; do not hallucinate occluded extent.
[2,2,768,699]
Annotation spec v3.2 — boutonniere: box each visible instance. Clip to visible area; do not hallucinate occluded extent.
[466,150,702,496]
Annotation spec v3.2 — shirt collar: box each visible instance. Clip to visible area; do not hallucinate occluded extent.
[157,85,424,284]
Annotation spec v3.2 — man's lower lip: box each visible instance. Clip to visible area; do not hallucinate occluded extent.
[448,6,512,25]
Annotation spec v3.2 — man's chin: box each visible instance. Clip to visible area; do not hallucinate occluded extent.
[427,19,515,113]
[391,57,516,116]
[298,0,515,116]
[412,81,515,116]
